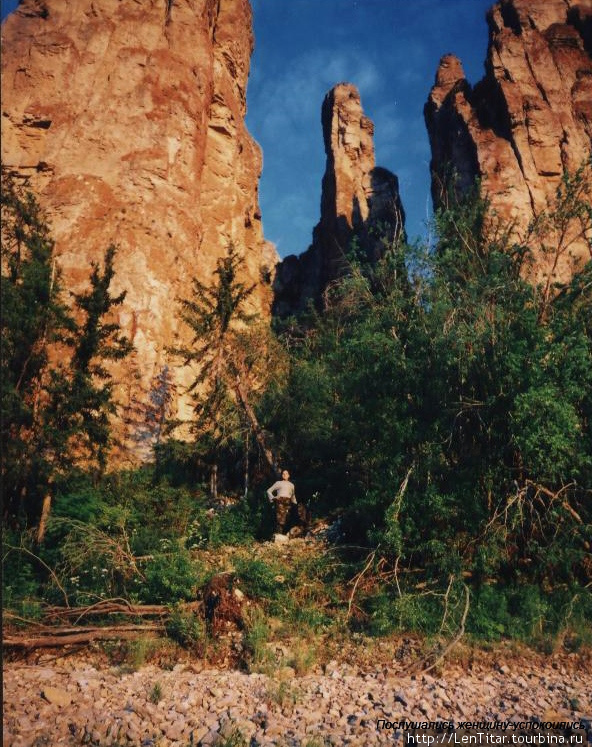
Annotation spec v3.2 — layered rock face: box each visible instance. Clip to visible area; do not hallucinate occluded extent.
[1,0,277,460]
[425,0,592,284]
[274,83,405,315]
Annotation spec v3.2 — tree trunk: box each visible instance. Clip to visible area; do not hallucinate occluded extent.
[4,624,162,649]
[243,431,249,500]
[234,375,279,477]
[37,491,52,544]
[210,464,218,501]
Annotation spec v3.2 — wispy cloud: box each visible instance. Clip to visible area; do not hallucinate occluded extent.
[249,48,383,146]
[247,0,491,256]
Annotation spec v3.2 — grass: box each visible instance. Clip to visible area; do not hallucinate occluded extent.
[213,725,249,746]
[242,607,275,673]
[5,516,591,675]
[149,681,163,704]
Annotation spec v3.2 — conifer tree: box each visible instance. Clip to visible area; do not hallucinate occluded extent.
[1,169,73,526]
[1,170,132,537]
[173,244,282,476]
[35,245,132,540]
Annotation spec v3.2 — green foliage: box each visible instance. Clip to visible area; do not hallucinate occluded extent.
[119,637,156,671]
[187,503,256,549]
[142,546,201,604]
[363,591,444,638]
[153,439,207,487]
[171,243,284,478]
[242,607,273,672]
[265,165,592,607]
[467,585,592,645]
[511,384,581,481]
[148,682,163,704]
[1,170,132,530]
[234,557,284,601]
[54,244,133,474]
[170,244,256,439]
[35,469,209,603]
[165,605,206,652]
[3,161,591,652]
[2,531,42,613]
[214,726,249,747]
[1,169,74,525]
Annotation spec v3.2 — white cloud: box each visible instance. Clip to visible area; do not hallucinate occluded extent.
[248,48,383,146]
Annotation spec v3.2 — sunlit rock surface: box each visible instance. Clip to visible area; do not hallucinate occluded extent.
[274,83,405,315]
[1,0,277,461]
[425,0,592,285]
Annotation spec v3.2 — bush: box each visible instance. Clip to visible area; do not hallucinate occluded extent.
[234,557,284,601]
[265,169,592,603]
[165,605,206,652]
[363,590,444,637]
[468,585,511,641]
[2,531,41,612]
[187,502,257,549]
[141,546,202,604]
[242,607,273,672]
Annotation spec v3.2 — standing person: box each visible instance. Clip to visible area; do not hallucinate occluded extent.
[267,470,296,535]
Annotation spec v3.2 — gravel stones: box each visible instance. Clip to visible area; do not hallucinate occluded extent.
[40,686,73,707]
[3,654,591,746]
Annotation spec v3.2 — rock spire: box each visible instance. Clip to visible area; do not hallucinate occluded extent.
[274,83,405,315]
[425,0,592,284]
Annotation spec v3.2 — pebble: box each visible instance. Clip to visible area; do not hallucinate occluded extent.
[41,686,73,707]
[3,654,591,746]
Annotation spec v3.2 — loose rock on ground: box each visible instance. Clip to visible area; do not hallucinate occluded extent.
[3,651,591,746]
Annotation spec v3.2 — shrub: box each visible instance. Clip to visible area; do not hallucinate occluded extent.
[363,590,444,637]
[141,546,202,604]
[2,532,42,612]
[165,605,206,653]
[149,682,163,704]
[188,503,257,549]
[120,637,157,671]
[286,641,318,675]
[242,607,273,672]
[234,557,284,601]
[214,726,249,747]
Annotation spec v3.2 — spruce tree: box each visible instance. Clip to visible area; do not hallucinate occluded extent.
[173,244,282,476]
[1,169,73,525]
[36,245,133,540]
[1,170,132,536]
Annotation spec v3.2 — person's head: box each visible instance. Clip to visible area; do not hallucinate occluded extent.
[281,469,290,480]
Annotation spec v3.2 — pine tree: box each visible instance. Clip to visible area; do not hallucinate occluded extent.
[1,169,74,525]
[36,245,133,540]
[173,244,282,476]
[1,170,132,537]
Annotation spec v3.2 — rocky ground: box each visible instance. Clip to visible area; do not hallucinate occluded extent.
[3,648,591,747]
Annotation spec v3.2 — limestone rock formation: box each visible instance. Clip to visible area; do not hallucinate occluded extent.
[1,0,277,461]
[274,83,405,315]
[425,0,592,285]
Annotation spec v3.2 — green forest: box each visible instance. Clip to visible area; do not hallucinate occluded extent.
[2,163,592,664]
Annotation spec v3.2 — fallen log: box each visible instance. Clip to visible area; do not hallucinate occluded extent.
[4,623,163,649]
[3,600,205,650]
[41,600,201,622]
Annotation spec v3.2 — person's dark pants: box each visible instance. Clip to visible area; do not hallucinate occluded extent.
[274,497,293,534]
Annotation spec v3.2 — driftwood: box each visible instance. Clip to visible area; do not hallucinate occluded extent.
[3,599,203,650]
[4,624,163,649]
[40,599,201,623]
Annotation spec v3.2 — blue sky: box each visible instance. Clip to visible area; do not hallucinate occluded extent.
[247,0,492,256]
[1,0,493,257]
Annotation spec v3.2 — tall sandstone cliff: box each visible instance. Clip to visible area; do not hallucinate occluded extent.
[274,83,405,315]
[1,0,277,460]
[425,0,592,284]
